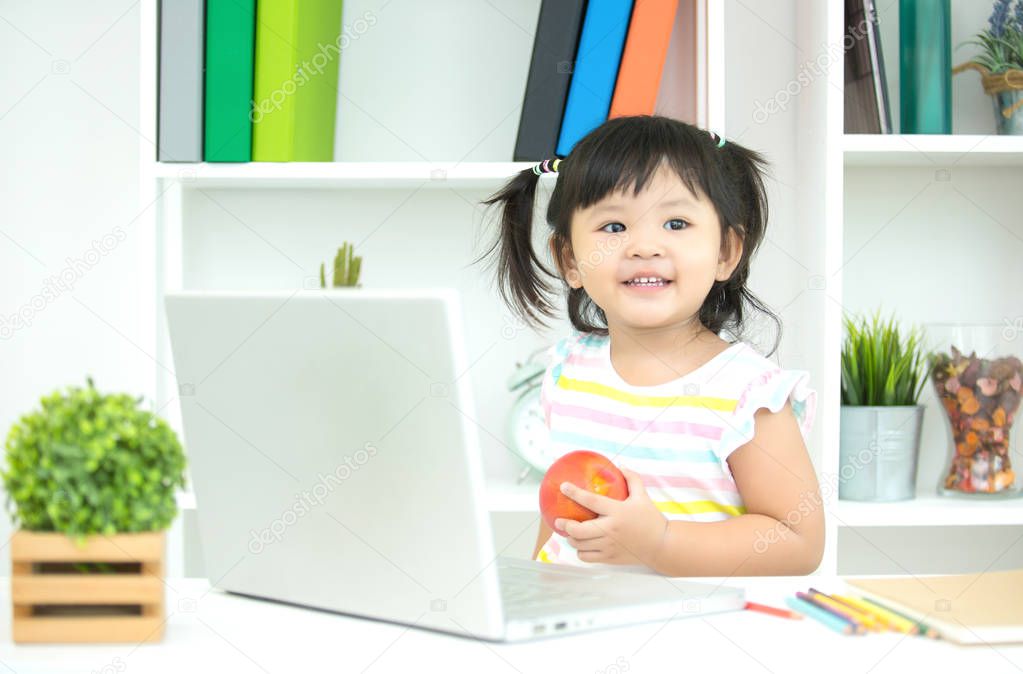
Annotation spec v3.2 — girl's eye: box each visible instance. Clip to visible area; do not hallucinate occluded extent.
[664,218,690,231]
[600,222,626,233]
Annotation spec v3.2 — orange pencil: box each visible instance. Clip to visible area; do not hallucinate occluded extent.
[745,601,804,620]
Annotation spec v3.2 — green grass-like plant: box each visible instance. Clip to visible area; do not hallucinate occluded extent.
[1,377,187,545]
[841,310,929,407]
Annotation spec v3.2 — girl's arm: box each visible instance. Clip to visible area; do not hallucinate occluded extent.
[532,519,553,561]
[650,400,825,577]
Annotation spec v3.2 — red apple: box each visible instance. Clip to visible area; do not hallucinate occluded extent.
[540,450,629,536]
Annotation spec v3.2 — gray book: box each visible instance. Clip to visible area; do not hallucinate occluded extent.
[158,0,204,162]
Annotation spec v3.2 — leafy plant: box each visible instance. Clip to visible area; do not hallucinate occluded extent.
[841,310,929,406]
[959,0,1023,73]
[1,377,187,544]
[319,242,362,287]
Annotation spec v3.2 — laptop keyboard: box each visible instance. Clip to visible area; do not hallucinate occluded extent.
[498,565,607,612]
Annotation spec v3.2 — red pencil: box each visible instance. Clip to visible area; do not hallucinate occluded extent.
[745,601,804,620]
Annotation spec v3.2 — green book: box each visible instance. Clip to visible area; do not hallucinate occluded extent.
[252,0,344,161]
[204,0,256,162]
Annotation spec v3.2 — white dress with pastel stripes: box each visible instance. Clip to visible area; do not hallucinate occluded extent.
[535,329,817,573]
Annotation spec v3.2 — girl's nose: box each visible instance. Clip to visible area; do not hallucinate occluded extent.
[625,238,664,258]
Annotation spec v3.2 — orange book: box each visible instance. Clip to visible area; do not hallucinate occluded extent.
[609,0,681,117]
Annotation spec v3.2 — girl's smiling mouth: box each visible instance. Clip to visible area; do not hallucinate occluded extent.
[622,274,673,291]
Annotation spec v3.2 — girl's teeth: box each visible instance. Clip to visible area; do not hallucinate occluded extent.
[627,277,666,286]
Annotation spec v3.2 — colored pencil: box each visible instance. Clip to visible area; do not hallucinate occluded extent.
[831,593,919,634]
[796,592,867,634]
[785,596,861,635]
[808,588,884,632]
[745,601,804,620]
[860,596,941,639]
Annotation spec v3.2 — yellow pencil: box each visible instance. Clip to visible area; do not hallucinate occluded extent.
[832,593,919,634]
[822,592,890,632]
[807,590,884,632]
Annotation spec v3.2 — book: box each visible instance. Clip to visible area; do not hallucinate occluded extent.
[513,0,588,161]
[609,0,679,118]
[555,0,634,157]
[204,0,256,162]
[252,0,345,161]
[845,568,1023,645]
[158,0,205,162]
[844,0,892,133]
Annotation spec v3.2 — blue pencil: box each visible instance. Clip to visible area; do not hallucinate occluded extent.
[785,596,861,636]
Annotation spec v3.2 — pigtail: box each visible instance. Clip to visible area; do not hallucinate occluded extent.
[475,168,560,330]
[703,139,782,356]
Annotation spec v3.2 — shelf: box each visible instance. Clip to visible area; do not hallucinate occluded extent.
[150,161,538,189]
[843,134,1023,167]
[834,490,1023,527]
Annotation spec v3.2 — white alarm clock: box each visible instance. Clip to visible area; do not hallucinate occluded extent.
[506,345,557,478]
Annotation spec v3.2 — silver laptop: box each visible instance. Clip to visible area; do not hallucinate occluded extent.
[164,289,745,641]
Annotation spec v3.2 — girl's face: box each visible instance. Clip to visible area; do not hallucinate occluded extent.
[555,163,742,332]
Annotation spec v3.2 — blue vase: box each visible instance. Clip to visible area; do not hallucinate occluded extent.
[900,0,952,134]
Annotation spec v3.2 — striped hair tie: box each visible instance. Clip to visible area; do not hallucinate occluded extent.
[532,158,561,175]
[707,130,727,148]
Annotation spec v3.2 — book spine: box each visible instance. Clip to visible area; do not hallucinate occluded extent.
[252,0,344,161]
[292,0,344,161]
[556,0,634,157]
[204,0,256,162]
[158,0,205,162]
[514,0,588,162]
[609,0,679,118]
[252,0,298,161]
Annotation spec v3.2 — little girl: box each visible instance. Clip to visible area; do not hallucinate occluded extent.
[478,116,823,577]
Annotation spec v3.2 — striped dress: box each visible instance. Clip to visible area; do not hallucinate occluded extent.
[535,329,817,573]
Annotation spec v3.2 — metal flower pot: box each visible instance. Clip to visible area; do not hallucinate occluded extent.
[839,405,925,501]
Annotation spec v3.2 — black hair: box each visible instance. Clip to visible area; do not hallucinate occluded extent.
[474,115,782,356]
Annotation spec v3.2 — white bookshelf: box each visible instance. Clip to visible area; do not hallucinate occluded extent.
[151,161,538,188]
[139,0,1023,579]
[835,491,1023,528]
[844,133,1023,166]
[835,0,1023,574]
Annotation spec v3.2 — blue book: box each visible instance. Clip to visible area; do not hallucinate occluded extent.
[555,0,634,157]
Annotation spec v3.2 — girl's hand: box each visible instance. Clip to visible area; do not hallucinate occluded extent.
[555,466,669,568]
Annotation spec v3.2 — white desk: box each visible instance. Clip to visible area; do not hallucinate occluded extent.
[1,575,1020,673]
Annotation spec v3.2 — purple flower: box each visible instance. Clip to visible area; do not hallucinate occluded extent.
[990,0,1012,37]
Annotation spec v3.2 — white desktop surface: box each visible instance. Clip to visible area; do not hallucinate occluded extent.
[1,575,1021,673]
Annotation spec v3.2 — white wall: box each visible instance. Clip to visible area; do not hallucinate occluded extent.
[0,1,148,574]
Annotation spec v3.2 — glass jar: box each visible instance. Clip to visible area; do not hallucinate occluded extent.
[926,323,1023,498]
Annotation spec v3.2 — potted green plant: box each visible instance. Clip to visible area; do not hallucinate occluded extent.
[1,377,187,643]
[953,0,1023,134]
[840,311,929,502]
[320,241,363,288]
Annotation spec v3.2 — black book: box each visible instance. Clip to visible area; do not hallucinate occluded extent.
[514,0,588,161]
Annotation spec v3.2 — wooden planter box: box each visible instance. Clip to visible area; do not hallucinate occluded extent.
[11,530,166,643]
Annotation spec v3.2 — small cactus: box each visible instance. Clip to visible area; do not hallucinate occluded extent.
[320,242,362,288]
